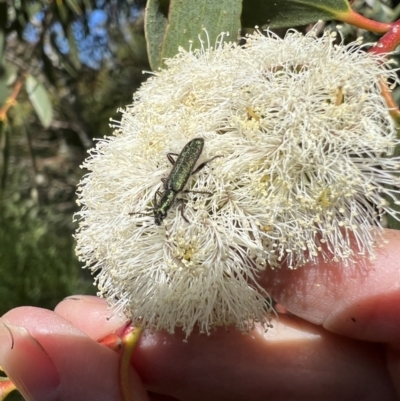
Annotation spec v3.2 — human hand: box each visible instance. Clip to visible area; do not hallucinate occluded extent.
[1,230,399,401]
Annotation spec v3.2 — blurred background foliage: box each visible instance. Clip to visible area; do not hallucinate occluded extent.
[0,0,400,319]
[0,0,149,316]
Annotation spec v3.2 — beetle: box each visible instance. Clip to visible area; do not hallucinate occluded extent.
[131,138,220,225]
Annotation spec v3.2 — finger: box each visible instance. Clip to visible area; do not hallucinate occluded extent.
[46,298,396,400]
[54,295,128,340]
[259,229,400,343]
[54,298,188,401]
[0,323,59,401]
[148,393,180,401]
[132,315,397,401]
[0,307,149,401]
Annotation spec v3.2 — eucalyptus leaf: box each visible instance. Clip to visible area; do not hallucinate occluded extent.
[57,1,69,24]
[145,0,241,71]
[145,0,168,71]
[25,2,43,19]
[387,205,400,230]
[0,75,7,108]
[392,86,400,106]
[67,25,82,70]
[242,0,350,29]
[4,63,17,86]
[65,0,82,15]
[25,75,53,128]
[0,0,6,61]
[0,30,3,65]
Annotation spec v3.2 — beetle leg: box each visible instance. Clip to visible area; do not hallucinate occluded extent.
[182,189,212,196]
[129,211,153,217]
[128,189,161,217]
[176,198,190,223]
[191,155,223,175]
[167,153,179,165]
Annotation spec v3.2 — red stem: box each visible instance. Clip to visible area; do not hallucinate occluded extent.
[369,19,400,54]
[367,20,400,121]
[337,9,391,34]
[336,9,400,119]
[0,79,24,121]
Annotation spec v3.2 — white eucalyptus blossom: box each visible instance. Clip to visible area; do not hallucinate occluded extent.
[75,28,400,337]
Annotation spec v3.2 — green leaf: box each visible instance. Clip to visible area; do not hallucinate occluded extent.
[65,0,82,15]
[56,1,69,24]
[0,0,7,61]
[387,206,400,230]
[25,75,53,128]
[145,0,241,71]
[4,63,17,86]
[145,0,168,71]
[0,31,3,67]
[67,24,82,70]
[25,2,43,19]
[392,86,400,107]
[0,75,7,108]
[242,0,350,29]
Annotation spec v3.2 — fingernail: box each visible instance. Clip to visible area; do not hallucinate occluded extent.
[0,323,60,401]
[64,295,105,305]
